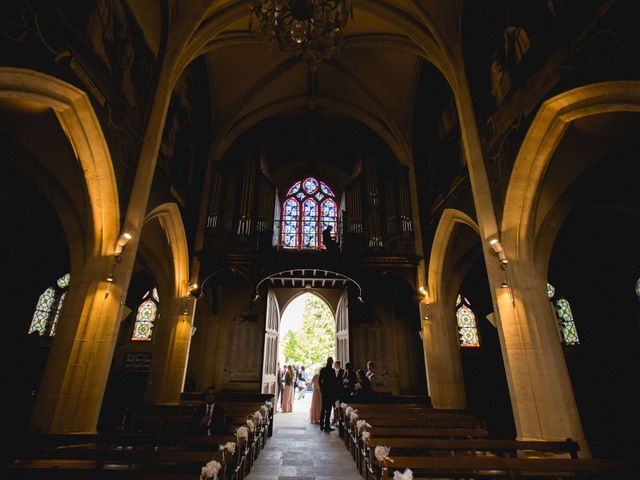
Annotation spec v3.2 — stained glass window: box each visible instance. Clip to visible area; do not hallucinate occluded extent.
[635,277,640,302]
[29,287,55,335]
[455,295,480,348]
[547,283,580,346]
[283,198,299,249]
[132,289,160,342]
[555,298,580,345]
[28,273,71,336]
[281,177,338,250]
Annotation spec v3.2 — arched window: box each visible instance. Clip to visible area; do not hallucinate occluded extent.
[132,288,160,342]
[281,177,337,250]
[635,277,640,302]
[455,294,480,348]
[28,273,71,336]
[547,283,580,346]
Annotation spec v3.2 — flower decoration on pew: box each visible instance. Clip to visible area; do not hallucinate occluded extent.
[235,426,249,440]
[200,459,222,480]
[219,441,236,455]
[356,419,371,433]
[374,446,394,466]
[253,410,263,424]
[393,468,413,480]
[361,430,371,444]
[344,406,353,417]
[348,409,359,421]
[260,405,269,415]
[335,400,341,408]
[246,418,256,432]
[265,401,273,408]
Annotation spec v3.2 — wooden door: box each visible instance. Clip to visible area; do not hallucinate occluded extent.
[261,289,280,394]
[335,288,349,363]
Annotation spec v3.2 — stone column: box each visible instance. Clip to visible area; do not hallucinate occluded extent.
[493,261,589,455]
[30,255,124,433]
[420,301,466,409]
[145,293,195,404]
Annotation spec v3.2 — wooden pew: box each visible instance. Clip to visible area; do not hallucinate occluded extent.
[364,438,581,480]
[376,455,629,479]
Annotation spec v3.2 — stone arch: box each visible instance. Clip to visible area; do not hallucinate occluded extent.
[143,203,190,298]
[0,67,120,257]
[280,290,337,319]
[502,81,640,269]
[428,208,481,305]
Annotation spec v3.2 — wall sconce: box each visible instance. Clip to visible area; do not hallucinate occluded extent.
[188,283,202,299]
[114,232,132,256]
[489,238,508,264]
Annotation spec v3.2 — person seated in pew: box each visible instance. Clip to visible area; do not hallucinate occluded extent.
[193,386,228,436]
[351,369,373,398]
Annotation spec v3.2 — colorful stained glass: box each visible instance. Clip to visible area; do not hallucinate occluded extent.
[302,198,318,248]
[152,287,159,302]
[29,287,56,335]
[132,298,158,341]
[49,292,67,336]
[456,304,480,348]
[303,177,319,194]
[456,294,462,306]
[321,199,337,243]
[286,181,301,195]
[547,283,556,299]
[635,277,640,302]
[320,181,334,196]
[57,273,71,288]
[282,197,299,249]
[555,298,579,345]
[282,177,336,250]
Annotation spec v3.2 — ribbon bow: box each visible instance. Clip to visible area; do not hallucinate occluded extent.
[374,446,394,466]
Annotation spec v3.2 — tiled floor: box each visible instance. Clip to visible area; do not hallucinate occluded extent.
[246,396,362,480]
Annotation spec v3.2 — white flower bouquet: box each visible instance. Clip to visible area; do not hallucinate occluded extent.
[356,419,371,433]
[200,459,222,480]
[393,468,413,480]
[374,446,393,465]
[362,430,371,443]
[219,441,236,455]
[235,426,249,440]
[253,411,262,424]
[246,418,256,432]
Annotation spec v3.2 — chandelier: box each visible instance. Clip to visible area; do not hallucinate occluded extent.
[250,0,353,65]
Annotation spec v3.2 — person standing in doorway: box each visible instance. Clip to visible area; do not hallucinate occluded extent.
[319,356,337,431]
[332,361,345,425]
[282,365,295,413]
[309,369,321,424]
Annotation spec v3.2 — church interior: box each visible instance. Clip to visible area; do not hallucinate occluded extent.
[1,0,639,478]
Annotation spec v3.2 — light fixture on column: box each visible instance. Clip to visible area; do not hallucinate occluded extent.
[489,238,508,264]
[114,232,132,256]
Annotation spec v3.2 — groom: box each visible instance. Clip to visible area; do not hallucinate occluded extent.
[319,356,337,432]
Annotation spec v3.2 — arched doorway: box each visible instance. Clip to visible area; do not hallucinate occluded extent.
[259,277,352,396]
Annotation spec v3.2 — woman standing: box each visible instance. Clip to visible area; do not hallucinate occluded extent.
[282,365,295,413]
[309,370,322,424]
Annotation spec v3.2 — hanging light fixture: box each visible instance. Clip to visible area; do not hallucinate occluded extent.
[250,0,353,65]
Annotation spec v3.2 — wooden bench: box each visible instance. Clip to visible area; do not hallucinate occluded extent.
[364,438,581,480]
[376,455,629,479]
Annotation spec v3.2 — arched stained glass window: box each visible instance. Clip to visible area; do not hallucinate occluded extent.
[28,273,71,336]
[132,288,160,342]
[281,176,338,250]
[635,277,640,302]
[455,294,480,348]
[555,298,579,346]
[547,283,580,346]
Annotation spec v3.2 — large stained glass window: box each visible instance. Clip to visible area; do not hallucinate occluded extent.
[28,273,71,336]
[455,294,480,348]
[132,288,160,342]
[547,283,580,346]
[281,177,338,250]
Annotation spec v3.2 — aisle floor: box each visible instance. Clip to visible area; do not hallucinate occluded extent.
[246,395,362,480]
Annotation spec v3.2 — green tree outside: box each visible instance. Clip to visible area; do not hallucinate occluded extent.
[281,294,335,369]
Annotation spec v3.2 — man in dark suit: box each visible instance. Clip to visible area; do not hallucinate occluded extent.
[193,386,227,436]
[319,356,337,432]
